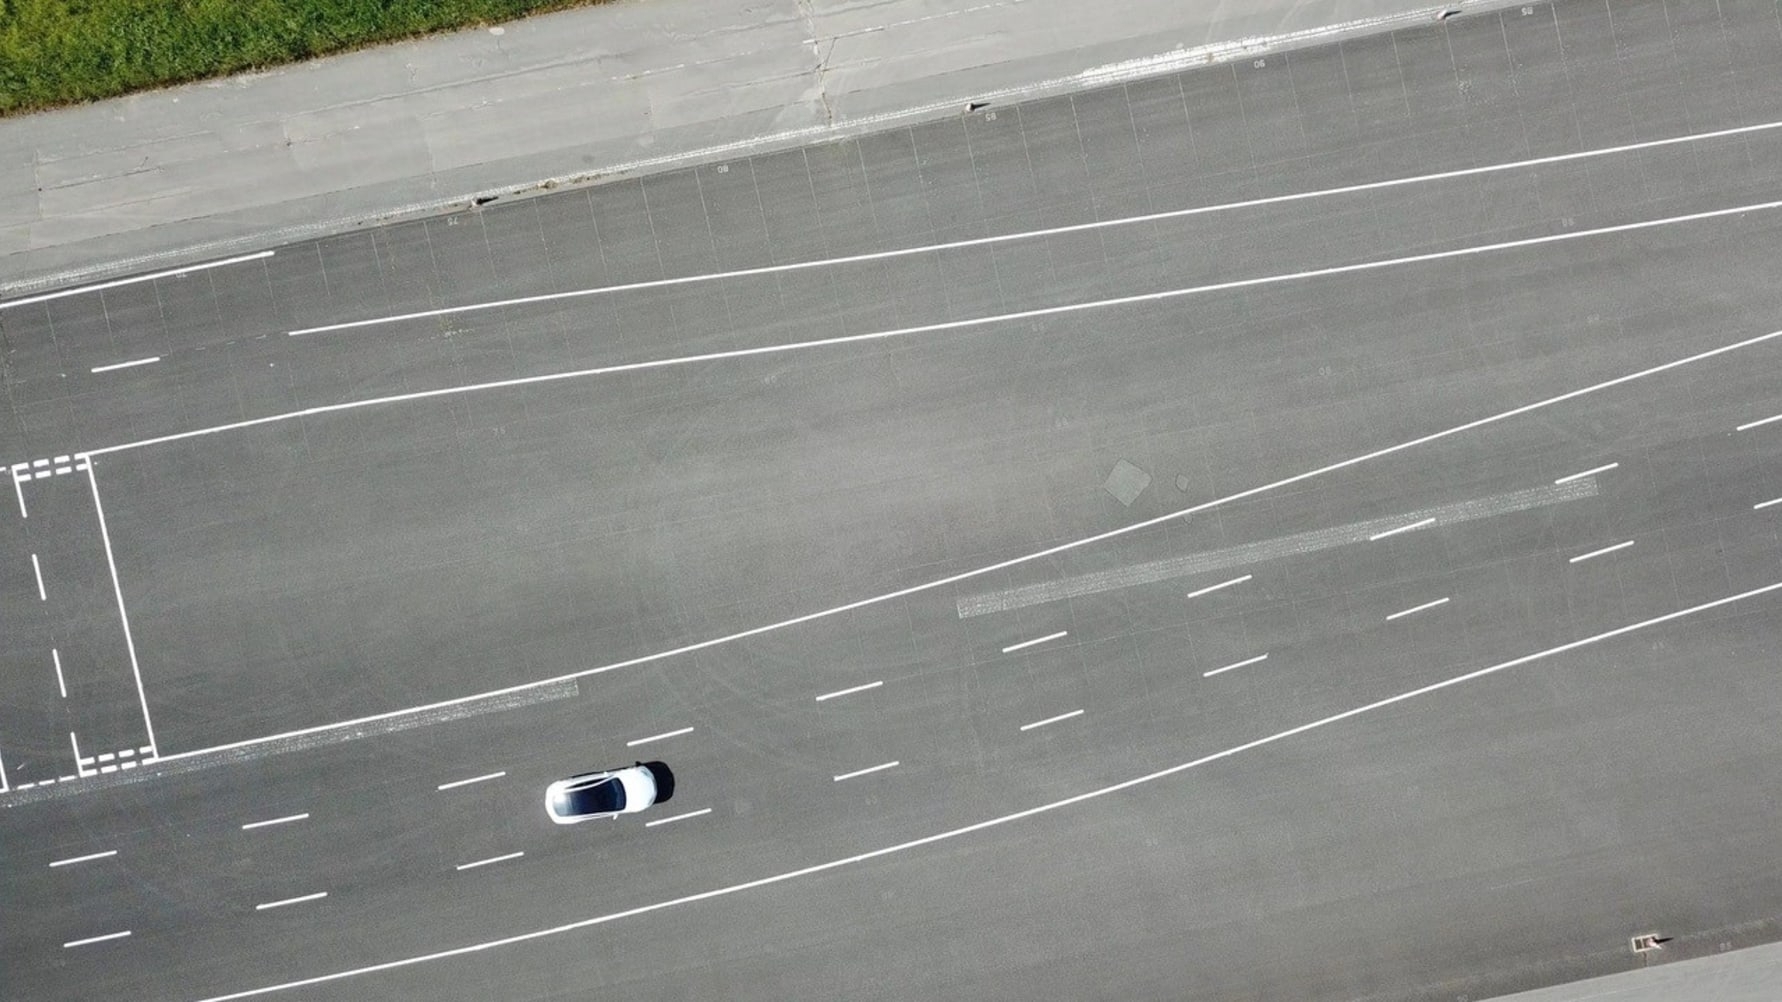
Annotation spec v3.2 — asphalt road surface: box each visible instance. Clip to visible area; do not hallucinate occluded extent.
[5,1,1782,1000]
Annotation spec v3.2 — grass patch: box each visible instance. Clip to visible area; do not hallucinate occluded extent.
[0,0,603,118]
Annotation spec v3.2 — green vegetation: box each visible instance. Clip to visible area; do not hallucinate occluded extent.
[0,0,600,117]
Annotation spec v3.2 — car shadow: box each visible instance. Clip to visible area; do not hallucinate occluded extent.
[640,760,675,803]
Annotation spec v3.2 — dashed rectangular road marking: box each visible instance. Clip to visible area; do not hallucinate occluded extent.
[241,813,309,831]
[833,761,899,782]
[436,771,505,791]
[645,808,712,828]
[626,728,694,748]
[49,849,117,868]
[1002,630,1068,654]
[815,681,882,702]
[256,891,327,911]
[1204,653,1269,678]
[1569,540,1635,564]
[1019,709,1084,732]
[63,930,131,948]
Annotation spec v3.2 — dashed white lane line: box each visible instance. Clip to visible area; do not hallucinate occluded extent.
[97,752,115,763]
[436,771,505,791]
[815,680,883,702]
[645,808,712,828]
[53,648,66,698]
[282,118,1782,340]
[455,852,524,872]
[49,849,118,868]
[1187,574,1251,598]
[626,727,695,748]
[180,579,1782,1002]
[1368,517,1435,542]
[89,356,161,374]
[133,326,1782,775]
[833,761,899,782]
[240,813,309,831]
[1736,412,1782,432]
[1002,630,1068,654]
[255,891,327,911]
[1555,462,1618,485]
[1569,540,1636,564]
[1387,597,1451,622]
[0,250,274,311]
[1204,653,1269,678]
[1754,497,1782,511]
[62,930,131,949]
[30,553,45,600]
[1019,709,1085,732]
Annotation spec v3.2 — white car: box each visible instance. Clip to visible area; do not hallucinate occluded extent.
[545,764,659,824]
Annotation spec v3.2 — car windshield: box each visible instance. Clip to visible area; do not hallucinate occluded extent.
[558,776,625,815]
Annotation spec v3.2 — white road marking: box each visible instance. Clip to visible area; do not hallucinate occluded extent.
[120,760,138,770]
[833,761,899,782]
[455,851,524,871]
[30,552,45,600]
[1736,413,1782,432]
[1187,574,1251,598]
[98,764,117,773]
[62,930,132,949]
[286,118,1782,339]
[49,849,118,868]
[645,808,713,828]
[118,749,134,758]
[1204,653,1269,678]
[435,770,506,790]
[92,202,1782,466]
[1002,630,1068,654]
[140,327,1782,770]
[0,251,273,311]
[31,459,48,467]
[54,455,69,463]
[53,648,66,698]
[1555,462,1618,485]
[255,891,327,911]
[1569,540,1636,564]
[1019,709,1085,732]
[1368,517,1435,542]
[815,680,883,702]
[89,356,161,374]
[10,471,24,518]
[240,813,309,831]
[1386,597,1451,622]
[84,461,159,759]
[97,752,115,763]
[70,731,88,774]
[1755,497,1782,511]
[59,774,77,783]
[190,579,1782,1002]
[626,727,695,748]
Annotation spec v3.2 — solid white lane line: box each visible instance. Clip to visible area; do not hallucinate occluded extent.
[256,891,327,911]
[70,731,88,774]
[1187,574,1251,598]
[1002,630,1068,654]
[240,813,309,831]
[53,648,66,697]
[436,771,505,791]
[89,356,160,374]
[455,852,524,871]
[144,327,1782,771]
[1368,517,1435,542]
[1736,413,1782,432]
[83,462,159,759]
[1386,597,1451,622]
[1019,709,1085,732]
[191,580,1782,1002]
[645,808,713,828]
[97,203,1782,468]
[49,849,117,868]
[1204,653,1269,678]
[1755,497,1782,511]
[1555,462,1618,485]
[626,728,695,748]
[815,680,883,702]
[10,471,23,517]
[1569,540,1636,564]
[1,251,274,311]
[286,118,1782,339]
[833,761,899,782]
[62,930,132,948]
[30,553,45,600]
